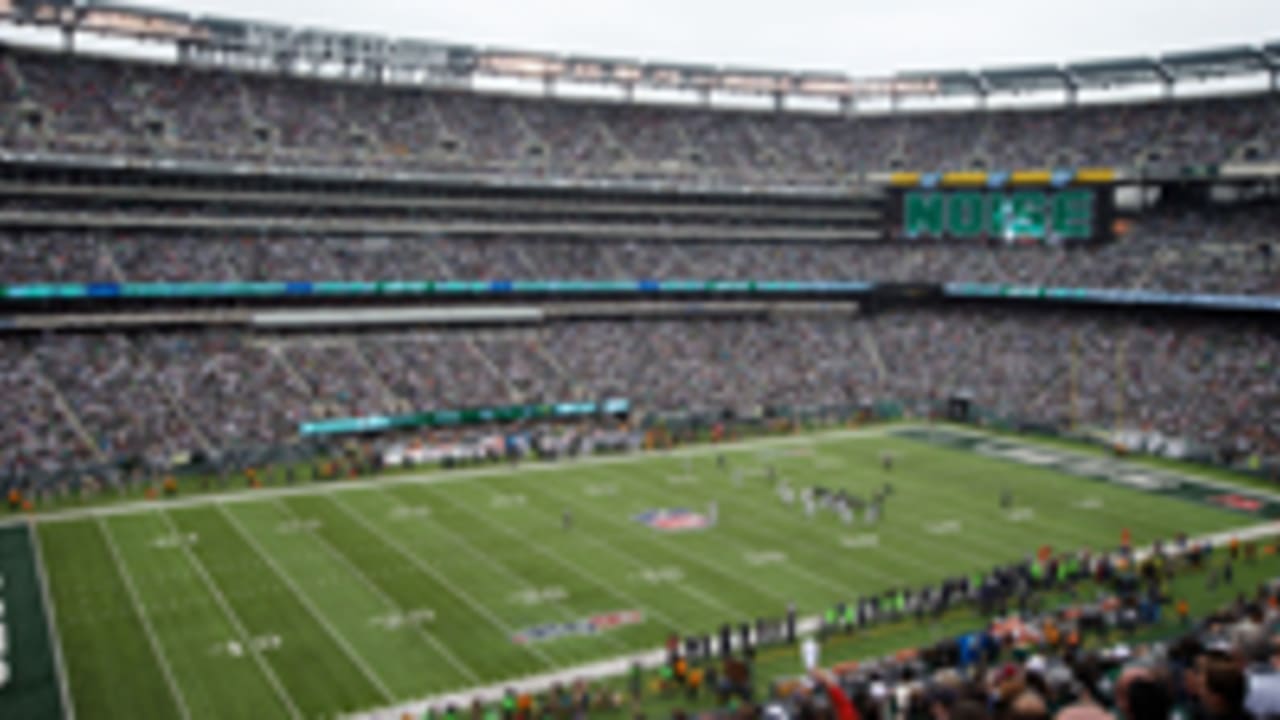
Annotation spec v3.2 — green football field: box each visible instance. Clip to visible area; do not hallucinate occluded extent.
[0,425,1270,719]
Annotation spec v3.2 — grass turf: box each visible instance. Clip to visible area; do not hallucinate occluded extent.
[19,426,1265,719]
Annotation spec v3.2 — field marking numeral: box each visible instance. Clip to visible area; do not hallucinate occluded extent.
[1112,472,1174,491]
[491,494,527,509]
[508,587,568,606]
[1075,498,1104,510]
[1007,508,1035,522]
[584,484,619,497]
[150,532,198,549]
[210,633,282,657]
[926,520,962,535]
[744,550,787,566]
[632,567,685,584]
[389,505,431,520]
[369,609,436,630]
[841,534,880,549]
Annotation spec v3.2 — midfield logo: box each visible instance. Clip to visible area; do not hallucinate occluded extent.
[512,610,643,645]
[633,508,710,532]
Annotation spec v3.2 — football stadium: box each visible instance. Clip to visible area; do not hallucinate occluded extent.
[0,1,1278,718]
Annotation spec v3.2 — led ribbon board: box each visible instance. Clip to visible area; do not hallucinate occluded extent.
[900,189,1107,242]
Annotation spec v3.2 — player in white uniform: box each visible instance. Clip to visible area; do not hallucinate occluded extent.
[801,635,820,671]
[777,480,795,505]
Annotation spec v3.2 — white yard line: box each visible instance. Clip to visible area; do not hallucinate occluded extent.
[802,447,1009,569]
[156,510,303,720]
[659,450,994,588]
[926,426,1280,503]
[808,439,1197,566]
[478,490,743,619]
[26,521,76,720]
[371,488,631,652]
[610,460,909,590]
[95,517,193,720]
[598,464,858,599]
[654,470,913,588]
[217,503,397,704]
[599,458,911,599]
[9,424,1266,532]
[325,495,561,670]
[411,485,686,633]
[358,645,674,720]
[893,430,1252,549]
[2,427,887,529]
[534,471,794,607]
[936,430,1223,532]
[269,499,482,687]
[27,423,1274,719]
[351,518,1280,720]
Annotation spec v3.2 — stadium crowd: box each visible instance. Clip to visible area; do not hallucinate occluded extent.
[0,201,1275,293]
[413,537,1280,720]
[0,311,1275,483]
[747,573,1280,720]
[0,46,1276,484]
[2,47,1277,181]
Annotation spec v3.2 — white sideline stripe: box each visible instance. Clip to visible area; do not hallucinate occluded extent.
[27,521,76,720]
[96,517,193,720]
[217,503,397,704]
[27,423,1270,717]
[325,496,561,671]
[269,499,481,686]
[3,427,888,529]
[156,510,303,720]
[350,519,1280,720]
[414,485,685,634]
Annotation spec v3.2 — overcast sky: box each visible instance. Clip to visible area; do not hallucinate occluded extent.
[143,0,1279,76]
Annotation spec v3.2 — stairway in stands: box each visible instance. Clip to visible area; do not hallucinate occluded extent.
[25,361,103,463]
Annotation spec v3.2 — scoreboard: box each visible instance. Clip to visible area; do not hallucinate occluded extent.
[892,188,1113,243]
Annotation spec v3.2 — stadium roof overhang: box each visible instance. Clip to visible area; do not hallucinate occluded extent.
[1159,45,1270,79]
[3,0,1278,104]
[1066,57,1165,88]
[978,65,1070,93]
